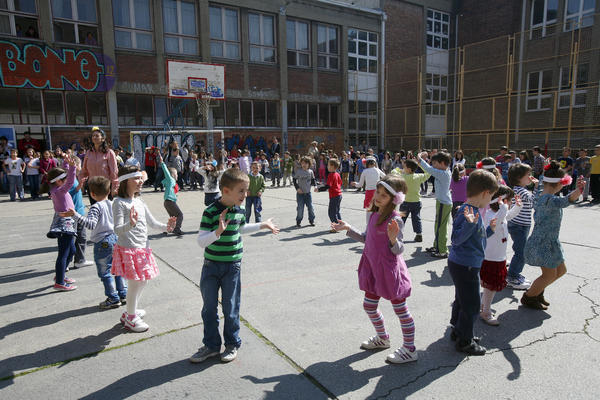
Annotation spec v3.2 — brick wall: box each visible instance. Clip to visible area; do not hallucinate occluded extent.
[317,71,342,97]
[224,63,244,91]
[116,54,157,84]
[384,1,424,61]
[248,65,280,91]
[457,0,521,46]
[288,69,313,95]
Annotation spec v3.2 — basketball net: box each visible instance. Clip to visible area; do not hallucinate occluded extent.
[195,93,212,122]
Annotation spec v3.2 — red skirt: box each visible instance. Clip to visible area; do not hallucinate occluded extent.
[480,259,507,291]
[364,189,376,209]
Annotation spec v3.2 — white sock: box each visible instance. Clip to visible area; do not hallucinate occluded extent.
[481,288,496,315]
[126,280,147,316]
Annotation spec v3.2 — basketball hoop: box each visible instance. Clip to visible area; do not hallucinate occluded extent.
[194,92,212,121]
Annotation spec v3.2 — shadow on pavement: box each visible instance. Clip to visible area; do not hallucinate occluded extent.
[0,269,53,284]
[0,286,56,308]
[0,247,57,259]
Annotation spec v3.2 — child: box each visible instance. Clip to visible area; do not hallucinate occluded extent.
[521,161,584,309]
[259,153,269,178]
[167,147,185,191]
[448,169,498,355]
[294,156,317,227]
[506,163,537,290]
[199,163,224,206]
[3,148,25,201]
[417,151,452,258]
[590,144,600,203]
[282,151,294,187]
[238,150,251,174]
[39,149,57,190]
[190,169,279,363]
[450,164,468,220]
[317,153,327,183]
[352,157,386,223]
[332,176,417,364]
[246,161,265,223]
[189,153,201,190]
[478,157,505,184]
[480,186,522,325]
[398,159,430,242]
[41,156,79,291]
[24,147,40,200]
[159,154,184,236]
[573,148,591,201]
[61,176,127,309]
[271,153,281,187]
[112,166,176,332]
[341,152,351,190]
[316,158,342,233]
[558,147,574,196]
[69,173,94,269]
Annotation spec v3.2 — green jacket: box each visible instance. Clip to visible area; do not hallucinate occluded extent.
[397,169,430,203]
[248,172,265,196]
[283,157,294,173]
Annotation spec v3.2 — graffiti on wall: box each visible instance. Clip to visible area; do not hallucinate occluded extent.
[0,40,115,91]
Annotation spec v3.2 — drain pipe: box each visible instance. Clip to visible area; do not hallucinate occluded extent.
[513,0,527,143]
[380,13,386,151]
[452,11,459,152]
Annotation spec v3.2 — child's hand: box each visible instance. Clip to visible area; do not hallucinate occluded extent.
[157,154,163,164]
[387,219,400,243]
[66,155,76,167]
[529,176,539,187]
[577,175,585,192]
[350,181,357,187]
[463,206,479,224]
[489,218,497,231]
[166,216,177,232]
[514,194,522,207]
[297,188,302,194]
[261,218,279,234]
[215,209,230,236]
[129,206,138,226]
[59,208,75,217]
[331,220,350,232]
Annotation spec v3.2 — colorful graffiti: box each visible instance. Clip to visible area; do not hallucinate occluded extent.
[0,40,115,91]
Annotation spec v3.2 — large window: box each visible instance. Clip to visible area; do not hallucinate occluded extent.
[163,0,197,55]
[348,29,377,73]
[210,6,239,59]
[426,9,449,50]
[425,73,447,116]
[214,99,279,127]
[0,0,39,38]
[117,94,182,126]
[287,19,310,67]
[248,12,275,63]
[558,63,589,108]
[317,24,338,70]
[526,70,553,111]
[52,0,98,45]
[564,0,595,31]
[113,0,153,50]
[531,0,558,38]
[288,103,339,128]
[348,100,377,148]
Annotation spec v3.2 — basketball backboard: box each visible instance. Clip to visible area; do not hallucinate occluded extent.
[166,60,225,100]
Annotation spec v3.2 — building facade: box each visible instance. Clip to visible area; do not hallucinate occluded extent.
[0,0,384,154]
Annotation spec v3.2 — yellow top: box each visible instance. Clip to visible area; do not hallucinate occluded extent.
[591,155,600,174]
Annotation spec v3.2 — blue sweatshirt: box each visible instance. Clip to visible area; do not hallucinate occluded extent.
[69,179,85,215]
[419,159,452,205]
[449,203,494,267]
[161,162,177,202]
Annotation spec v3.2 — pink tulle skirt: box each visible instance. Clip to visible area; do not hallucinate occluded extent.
[111,244,159,280]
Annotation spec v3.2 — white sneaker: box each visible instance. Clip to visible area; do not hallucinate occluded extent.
[360,335,391,350]
[220,345,238,362]
[120,310,146,325]
[122,314,149,332]
[386,346,418,364]
[73,260,94,268]
[480,312,500,326]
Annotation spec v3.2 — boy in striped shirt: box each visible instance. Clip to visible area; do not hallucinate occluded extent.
[190,169,279,364]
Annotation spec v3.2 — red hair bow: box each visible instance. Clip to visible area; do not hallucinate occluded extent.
[543,164,551,171]
[476,161,483,169]
[560,175,572,186]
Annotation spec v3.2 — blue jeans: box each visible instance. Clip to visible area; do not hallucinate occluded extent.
[328,195,342,223]
[507,222,530,279]
[56,234,75,285]
[94,234,127,302]
[28,174,40,199]
[7,174,24,201]
[400,201,422,234]
[448,260,481,343]
[200,259,242,350]
[296,193,315,224]
[245,196,262,223]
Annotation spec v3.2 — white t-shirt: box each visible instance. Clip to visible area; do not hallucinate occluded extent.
[24,157,40,175]
[483,203,522,262]
[4,158,25,176]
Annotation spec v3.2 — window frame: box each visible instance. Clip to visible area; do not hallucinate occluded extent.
[289,102,339,128]
[248,11,276,64]
[286,19,311,68]
[525,70,553,112]
[564,0,596,31]
[426,9,450,50]
[558,64,588,109]
[0,0,40,39]
[113,0,154,51]
[51,0,99,46]
[209,5,241,60]
[163,0,198,55]
[347,28,378,73]
[530,0,558,39]
[348,100,377,133]
[425,73,448,116]
[317,23,339,71]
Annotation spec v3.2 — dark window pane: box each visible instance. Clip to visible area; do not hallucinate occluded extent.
[348,40,356,53]
[542,70,553,90]
[369,32,377,42]
[80,26,99,45]
[348,57,357,71]
[54,22,76,42]
[330,57,338,70]
[137,95,153,125]
[154,97,168,125]
[297,103,307,126]
[330,104,338,127]
[266,101,279,127]
[287,50,296,66]
[240,101,252,126]
[117,93,136,125]
[87,92,106,125]
[254,101,266,126]
[349,117,356,130]
[308,104,318,127]
[358,31,367,40]
[66,92,86,124]
[287,102,296,126]
[358,117,367,130]
[319,104,329,127]
[20,90,42,124]
[213,101,225,126]
[358,58,367,72]
[226,99,239,126]
[0,88,20,124]
[318,55,327,68]
[369,59,377,73]
[358,41,367,55]
[44,91,66,124]
[358,101,368,113]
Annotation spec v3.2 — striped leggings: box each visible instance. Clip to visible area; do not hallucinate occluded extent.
[363,292,415,351]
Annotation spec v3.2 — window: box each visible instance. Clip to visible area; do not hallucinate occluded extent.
[348,100,377,132]
[44,91,66,124]
[20,89,42,124]
[530,0,558,38]
[348,29,377,73]
[317,24,338,70]
[118,94,172,126]
[287,19,310,67]
[526,70,553,111]
[249,12,275,63]
[0,0,39,38]
[0,88,19,123]
[266,101,278,127]
[558,63,589,108]
[253,101,266,126]
[163,0,197,55]
[154,97,168,125]
[564,0,595,31]
[113,0,153,50]
[425,73,448,116]
[214,99,278,127]
[87,92,107,124]
[210,6,239,59]
[51,0,99,45]
[288,103,339,127]
[426,9,450,50]
[66,92,86,124]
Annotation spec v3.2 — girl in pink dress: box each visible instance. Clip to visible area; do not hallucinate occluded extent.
[332,175,416,364]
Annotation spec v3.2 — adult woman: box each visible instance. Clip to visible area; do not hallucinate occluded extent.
[80,126,118,203]
[381,151,393,174]
[451,150,466,170]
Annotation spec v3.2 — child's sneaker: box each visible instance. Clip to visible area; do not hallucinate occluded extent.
[53,283,77,291]
[425,246,437,253]
[480,311,500,326]
[220,345,238,362]
[360,335,391,350]
[53,276,76,284]
[99,298,122,310]
[431,252,448,258]
[506,275,530,290]
[123,313,149,332]
[414,234,423,242]
[120,310,146,325]
[189,346,220,363]
[386,346,418,364]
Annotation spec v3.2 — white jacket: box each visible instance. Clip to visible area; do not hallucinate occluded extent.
[483,202,522,262]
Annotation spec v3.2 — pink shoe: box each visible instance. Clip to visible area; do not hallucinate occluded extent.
[53,283,77,291]
[54,276,76,284]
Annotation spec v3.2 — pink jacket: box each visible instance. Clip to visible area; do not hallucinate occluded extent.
[81,149,119,191]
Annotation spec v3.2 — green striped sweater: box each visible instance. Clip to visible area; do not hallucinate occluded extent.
[200,201,246,262]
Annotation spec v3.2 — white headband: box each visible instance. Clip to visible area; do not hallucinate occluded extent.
[482,164,496,169]
[378,181,406,205]
[118,171,143,182]
[543,176,562,183]
[50,172,67,183]
[493,194,507,203]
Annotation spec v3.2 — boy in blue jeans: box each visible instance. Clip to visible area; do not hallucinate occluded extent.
[62,176,127,309]
[448,169,498,355]
[191,169,279,364]
[294,156,317,227]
